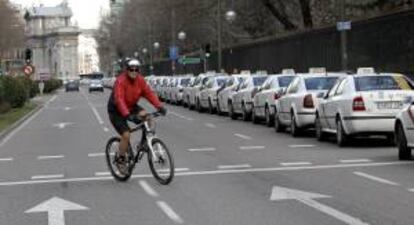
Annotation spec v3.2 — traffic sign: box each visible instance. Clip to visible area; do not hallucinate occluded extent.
[178,57,201,65]
[337,21,351,31]
[169,46,179,60]
[23,65,35,76]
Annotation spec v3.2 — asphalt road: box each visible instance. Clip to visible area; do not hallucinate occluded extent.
[1,87,414,225]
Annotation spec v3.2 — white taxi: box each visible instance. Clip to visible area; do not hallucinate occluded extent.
[275,68,344,136]
[184,73,214,110]
[217,74,250,115]
[229,75,268,121]
[197,75,229,113]
[252,70,295,126]
[316,68,414,146]
[170,76,193,105]
[395,101,414,160]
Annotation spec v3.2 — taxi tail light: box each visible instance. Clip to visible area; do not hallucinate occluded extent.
[274,92,282,100]
[303,94,314,108]
[353,96,366,111]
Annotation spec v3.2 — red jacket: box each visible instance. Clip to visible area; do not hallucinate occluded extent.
[113,72,162,117]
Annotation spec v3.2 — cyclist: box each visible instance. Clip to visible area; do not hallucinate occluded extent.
[107,59,167,173]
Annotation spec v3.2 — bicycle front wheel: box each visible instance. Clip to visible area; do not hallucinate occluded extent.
[148,138,174,185]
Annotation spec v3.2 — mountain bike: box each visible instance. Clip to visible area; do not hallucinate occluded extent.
[105,112,174,185]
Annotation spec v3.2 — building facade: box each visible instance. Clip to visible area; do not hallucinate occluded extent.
[79,29,100,74]
[24,1,80,80]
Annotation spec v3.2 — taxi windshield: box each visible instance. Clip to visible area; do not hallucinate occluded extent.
[305,77,338,90]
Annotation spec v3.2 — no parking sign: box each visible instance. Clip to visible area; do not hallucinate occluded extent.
[23,65,35,76]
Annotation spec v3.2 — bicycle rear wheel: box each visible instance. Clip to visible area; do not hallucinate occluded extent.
[105,137,133,182]
[148,138,174,185]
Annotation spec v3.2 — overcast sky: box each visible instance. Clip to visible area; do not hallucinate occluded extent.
[11,0,109,29]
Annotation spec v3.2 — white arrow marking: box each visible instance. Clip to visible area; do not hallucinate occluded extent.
[53,122,73,129]
[25,197,89,225]
[270,186,369,225]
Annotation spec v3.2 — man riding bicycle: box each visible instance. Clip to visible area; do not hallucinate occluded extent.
[107,59,167,173]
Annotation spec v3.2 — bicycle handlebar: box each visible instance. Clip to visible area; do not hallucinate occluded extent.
[129,112,164,132]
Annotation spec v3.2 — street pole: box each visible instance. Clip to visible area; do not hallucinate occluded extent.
[217,0,222,72]
[340,0,348,71]
[149,21,154,75]
[171,0,176,75]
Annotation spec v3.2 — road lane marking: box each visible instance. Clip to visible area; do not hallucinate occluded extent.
[31,174,64,180]
[281,162,312,166]
[95,172,110,176]
[0,161,412,187]
[289,144,315,148]
[239,146,266,150]
[88,153,105,157]
[82,91,104,124]
[139,180,159,197]
[156,201,184,224]
[169,111,194,121]
[353,172,400,186]
[103,127,109,132]
[204,123,216,128]
[158,168,189,173]
[0,95,57,147]
[340,159,372,163]
[0,157,13,162]
[37,155,64,160]
[188,147,216,152]
[218,164,251,169]
[408,189,414,192]
[234,133,252,140]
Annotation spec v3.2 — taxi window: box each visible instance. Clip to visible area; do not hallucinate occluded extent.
[287,77,300,94]
[206,79,214,88]
[278,76,295,88]
[262,78,272,90]
[355,76,413,91]
[335,79,347,95]
[226,77,235,87]
[180,78,191,86]
[253,76,267,86]
[217,78,227,87]
[305,77,338,90]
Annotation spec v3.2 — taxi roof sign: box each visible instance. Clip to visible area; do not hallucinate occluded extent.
[255,70,268,75]
[240,70,251,75]
[357,67,375,74]
[282,69,295,74]
[309,67,326,74]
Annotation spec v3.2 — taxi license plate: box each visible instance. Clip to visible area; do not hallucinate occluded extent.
[376,101,402,109]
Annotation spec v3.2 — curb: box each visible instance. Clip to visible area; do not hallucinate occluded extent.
[0,103,43,142]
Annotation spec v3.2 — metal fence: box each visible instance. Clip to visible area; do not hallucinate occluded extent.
[146,9,414,76]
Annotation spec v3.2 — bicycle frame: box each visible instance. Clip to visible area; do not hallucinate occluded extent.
[130,114,159,164]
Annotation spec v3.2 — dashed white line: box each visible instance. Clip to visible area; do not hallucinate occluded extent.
[239,146,266,150]
[139,180,159,197]
[353,172,400,186]
[169,111,194,121]
[289,144,315,148]
[234,133,252,140]
[0,158,13,162]
[31,174,64,180]
[37,155,65,160]
[156,201,184,224]
[218,164,252,169]
[408,189,414,192]
[88,153,105,157]
[281,162,312,166]
[95,172,110,177]
[340,159,372,164]
[82,91,104,124]
[103,127,110,132]
[188,147,216,152]
[204,123,216,128]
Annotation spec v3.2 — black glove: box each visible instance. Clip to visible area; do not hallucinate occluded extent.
[158,106,167,116]
[127,114,141,124]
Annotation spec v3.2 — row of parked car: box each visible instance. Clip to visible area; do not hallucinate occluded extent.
[145,68,414,160]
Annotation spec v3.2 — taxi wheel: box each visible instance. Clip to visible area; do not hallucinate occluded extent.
[229,102,237,120]
[265,106,274,127]
[336,119,349,147]
[252,106,260,124]
[290,114,301,137]
[396,123,412,160]
[196,98,203,113]
[217,102,223,116]
[274,112,285,133]
[242,103,250,122]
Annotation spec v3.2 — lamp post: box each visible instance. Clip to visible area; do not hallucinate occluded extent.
[217,0,237,73]
[178,31,186,73]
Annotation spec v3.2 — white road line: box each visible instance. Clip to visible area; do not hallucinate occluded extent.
[95,172,110,176]
[218,164,252,169]
[289,144,315,148]
[0,95,56,148]
[281,162,312,166]
[353,172,400,186]
[0,158,13,162]
[103,127,109,132]
[234,133,252,140]
[88,153,105,157]
[188,147,216,152]
[204,123,216,128]
[82,91,104,124]
[169,111,194,121]
[37,155,64,160]
[239,146,266,150]
[0,161,411,187]
[340,159,372,163]
[156,201,184,224]
[31,174,64,180]
[158,168,190,173]
[408,189,414,192]
[139,180,159,197]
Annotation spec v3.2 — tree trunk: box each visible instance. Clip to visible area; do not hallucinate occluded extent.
[260,0,297,30]
[299,0,313,28]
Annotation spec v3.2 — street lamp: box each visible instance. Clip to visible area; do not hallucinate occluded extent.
[142,48,148,54]
[178,31,186,41]
[134,51,139,58]
[153,42,160,50]
[225,10,237,23]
